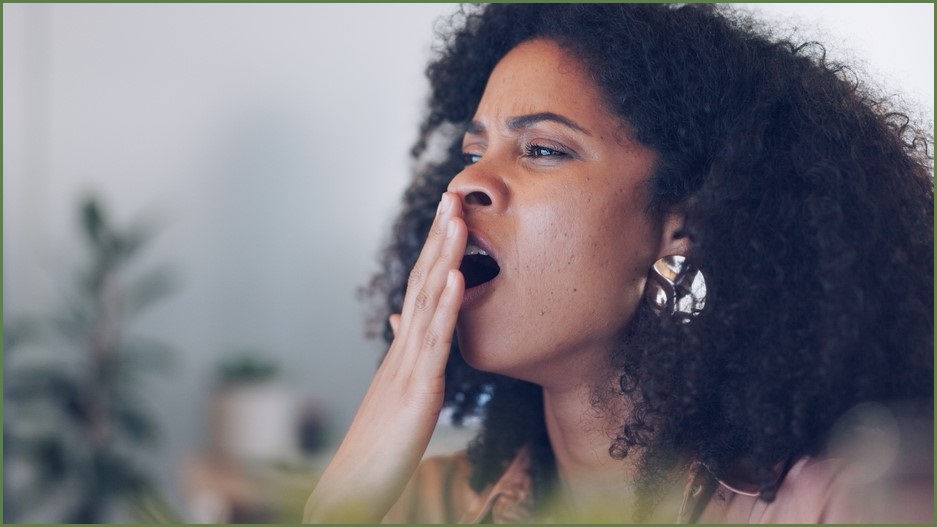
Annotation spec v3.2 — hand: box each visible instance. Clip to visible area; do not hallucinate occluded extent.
[303,192,466,523]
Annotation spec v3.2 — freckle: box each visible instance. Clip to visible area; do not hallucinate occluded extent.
[540,310,546,316]
[573,288,578,292]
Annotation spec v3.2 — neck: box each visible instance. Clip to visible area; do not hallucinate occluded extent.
[541,374,640,521]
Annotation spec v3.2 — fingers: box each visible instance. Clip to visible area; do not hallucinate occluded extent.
[415,269,463,376]
[388,314,401,337]
[396,193,465,338]
[400,219,466,373]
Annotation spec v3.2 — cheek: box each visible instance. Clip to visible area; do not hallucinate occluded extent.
[515,203,587,277]
[510,182,660,298]
[568,205,659,318]
[516,203,651,310]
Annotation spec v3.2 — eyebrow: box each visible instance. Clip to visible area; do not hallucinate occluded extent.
[465,112,592,136]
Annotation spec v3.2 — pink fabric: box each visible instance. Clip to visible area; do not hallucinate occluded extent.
[385,446,934,523]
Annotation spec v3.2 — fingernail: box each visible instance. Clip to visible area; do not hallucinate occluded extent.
[438,193,451,215]
[447,270,456,288]
[447,219,457,238]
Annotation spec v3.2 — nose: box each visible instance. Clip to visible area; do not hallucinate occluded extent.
[447,161,509,214]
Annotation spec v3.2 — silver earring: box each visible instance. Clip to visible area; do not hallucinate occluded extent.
[645,255,707,322]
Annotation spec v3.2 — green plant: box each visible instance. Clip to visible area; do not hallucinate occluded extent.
[216,351,280,386]
[4,195,181,523]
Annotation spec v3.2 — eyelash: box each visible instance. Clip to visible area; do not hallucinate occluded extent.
[462,143,568,165]
[523,142,567,159]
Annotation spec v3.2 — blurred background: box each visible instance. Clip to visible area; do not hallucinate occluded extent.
[3,3,933,523]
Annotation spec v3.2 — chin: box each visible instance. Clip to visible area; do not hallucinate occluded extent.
[455,329,488,370]
[455,328,544,384]
[455,327,508,374]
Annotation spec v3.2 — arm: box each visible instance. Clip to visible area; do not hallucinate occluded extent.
[303,192,467,523]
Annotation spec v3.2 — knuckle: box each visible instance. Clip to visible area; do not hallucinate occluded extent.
[407,267,425,288]
[439,246,453,262]
[423,330,440,350]
[414,289,431,311]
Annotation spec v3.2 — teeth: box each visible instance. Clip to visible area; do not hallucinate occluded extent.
[464,243,488,256]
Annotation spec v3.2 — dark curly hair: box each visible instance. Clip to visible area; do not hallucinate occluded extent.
[366,3,933,516]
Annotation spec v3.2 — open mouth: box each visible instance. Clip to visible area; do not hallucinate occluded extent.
[460,242,500,289]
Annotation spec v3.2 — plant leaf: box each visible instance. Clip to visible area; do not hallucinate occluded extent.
[114,220,156,262]
[3,316,48,350]
[125,267,176,317]
[118,337,175,375]
[129,484,184,524]
[113,406,158,445]
[81,197,107,248]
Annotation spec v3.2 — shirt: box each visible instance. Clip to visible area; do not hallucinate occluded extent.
[383,446,934,523]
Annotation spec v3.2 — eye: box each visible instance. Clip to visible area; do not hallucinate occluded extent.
[524,143,568,158]
[462,152,482,165]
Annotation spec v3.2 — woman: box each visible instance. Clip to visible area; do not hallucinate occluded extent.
[305,4,933,523]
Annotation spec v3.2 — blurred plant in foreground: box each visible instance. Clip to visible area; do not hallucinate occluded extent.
[4,195,180,523]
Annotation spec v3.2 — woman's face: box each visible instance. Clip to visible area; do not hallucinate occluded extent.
[450,39,682,388]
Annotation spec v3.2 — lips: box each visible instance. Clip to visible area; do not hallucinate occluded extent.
[460,233,500,289]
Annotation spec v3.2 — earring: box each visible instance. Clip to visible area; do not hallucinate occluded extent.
[645,255,707,322]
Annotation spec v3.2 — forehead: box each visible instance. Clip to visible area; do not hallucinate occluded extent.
[474,39,621,134]
[489,39,587,86]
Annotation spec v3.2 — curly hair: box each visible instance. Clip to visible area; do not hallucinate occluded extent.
[365,3,934,514]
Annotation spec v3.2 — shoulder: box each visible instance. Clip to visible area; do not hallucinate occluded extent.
[803,401,934,523]
[704,453,933,524]
[382,451,478,524]
[764,449,932,523]
[713,402,934,523]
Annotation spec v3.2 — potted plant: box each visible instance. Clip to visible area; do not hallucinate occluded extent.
[4,196,179,523]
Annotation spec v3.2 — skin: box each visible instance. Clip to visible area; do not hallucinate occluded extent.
[304,39,686,523]
[454,39,682,388]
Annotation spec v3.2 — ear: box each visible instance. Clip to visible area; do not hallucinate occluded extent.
[657,212,690,258]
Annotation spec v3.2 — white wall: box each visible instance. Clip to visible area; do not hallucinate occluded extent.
[3,3,933,521]
[4,3,457,520]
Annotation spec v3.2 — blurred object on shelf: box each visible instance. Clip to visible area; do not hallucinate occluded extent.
[183,454,318,523]
[297,400,329,456]
[211,352,297,463]
[182,351,331,522]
